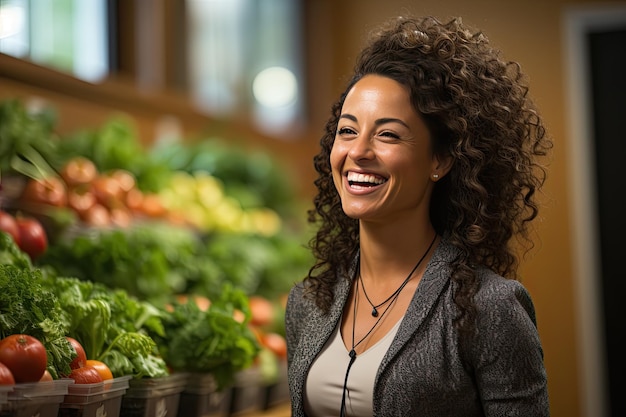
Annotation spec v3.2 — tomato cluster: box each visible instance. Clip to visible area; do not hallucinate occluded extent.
[0,334,114,386]
[248,295,287,360]
[18,157,170,229]
[65,337,113,384]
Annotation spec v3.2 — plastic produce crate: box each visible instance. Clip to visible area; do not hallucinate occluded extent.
[0,386,13,411]
[261,360,289,410]
[58,375,131,417]
[120,373,188,417]
[177,373,227,417]
[226,367,264,416]
[0,379,72,417]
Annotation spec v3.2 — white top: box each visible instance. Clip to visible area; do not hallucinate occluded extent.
[304,318,402,417]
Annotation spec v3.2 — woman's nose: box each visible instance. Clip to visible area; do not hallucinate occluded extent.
[348,135,375,160]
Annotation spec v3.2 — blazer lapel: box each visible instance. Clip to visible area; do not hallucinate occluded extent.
[379,239,456,370]
[289,262,355,415]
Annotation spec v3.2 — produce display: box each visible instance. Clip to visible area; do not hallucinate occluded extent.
[0,98,309,413]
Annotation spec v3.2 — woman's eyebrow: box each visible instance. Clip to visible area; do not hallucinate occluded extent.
[339,114,409,128]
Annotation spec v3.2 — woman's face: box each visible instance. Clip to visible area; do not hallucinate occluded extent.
[330,74,442,224]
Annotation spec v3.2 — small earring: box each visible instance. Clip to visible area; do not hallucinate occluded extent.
[432,173,439,180]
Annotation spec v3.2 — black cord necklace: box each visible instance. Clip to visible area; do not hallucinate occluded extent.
[340,276,399,417]
[359,233,437,317]
[339,233,437,417]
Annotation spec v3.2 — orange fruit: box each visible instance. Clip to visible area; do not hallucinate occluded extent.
[85,359,113,380]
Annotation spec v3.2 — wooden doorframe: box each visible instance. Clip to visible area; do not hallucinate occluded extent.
[563,4,626,417]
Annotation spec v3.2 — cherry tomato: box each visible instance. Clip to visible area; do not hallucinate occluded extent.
[66,337,87,370]
[0,334,48,383]
[85,359,113,380]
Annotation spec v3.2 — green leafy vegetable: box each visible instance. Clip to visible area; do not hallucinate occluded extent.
[0,263,74,379]
[0,99,61,182]
[39,274,169,379]
[154,284,259,389]
[0,231,32,268]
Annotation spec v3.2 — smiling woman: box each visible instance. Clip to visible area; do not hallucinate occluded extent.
[330,75,447,224]
[286,15,552,417]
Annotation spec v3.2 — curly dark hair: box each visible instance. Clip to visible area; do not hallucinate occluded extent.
[303,16,552,335]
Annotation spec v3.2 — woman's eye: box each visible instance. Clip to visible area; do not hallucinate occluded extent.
[379,131,400,139]
[337,127,356,135]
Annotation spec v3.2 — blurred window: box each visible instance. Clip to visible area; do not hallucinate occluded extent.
[0,0,303,136]
[186,0,304,137]
[0,0,109,83]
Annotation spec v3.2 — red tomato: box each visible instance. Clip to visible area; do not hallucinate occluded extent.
[0,210,20,246]
[69,366,103,384]
[0,334,48,383]
[248,296,275,327]
[66,337,87,370]
[0,362,15,385]
[85,360,113,380]
[60,157,98,187]
[262,332,287,359]
[92,176,123,208]
[67,185,97,213]
[79,203,110,227]
[21,177,67,207]
[15,216,48,260]
[109,169,136,193]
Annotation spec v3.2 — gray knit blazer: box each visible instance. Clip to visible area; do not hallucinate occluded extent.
[285,238,550,416]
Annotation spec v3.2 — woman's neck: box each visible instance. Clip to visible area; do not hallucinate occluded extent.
[358,219,437,285]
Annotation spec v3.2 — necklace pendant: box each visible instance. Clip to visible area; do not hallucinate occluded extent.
[371,307,379,317]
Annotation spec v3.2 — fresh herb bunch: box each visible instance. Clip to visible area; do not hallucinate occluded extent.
[154,284,260,390]
[0,262,74,379]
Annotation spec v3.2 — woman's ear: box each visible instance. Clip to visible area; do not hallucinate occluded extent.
[430,153,454,181]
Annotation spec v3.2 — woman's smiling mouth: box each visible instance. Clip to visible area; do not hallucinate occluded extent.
[347,171,388,189]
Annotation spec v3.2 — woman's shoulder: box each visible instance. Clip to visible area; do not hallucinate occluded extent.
[474,268,538,326]
[435,238,536,314]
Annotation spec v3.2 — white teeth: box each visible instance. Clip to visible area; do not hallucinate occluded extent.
[347,171,386,185]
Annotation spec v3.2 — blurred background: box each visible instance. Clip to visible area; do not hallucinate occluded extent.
[1,0,625,416]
